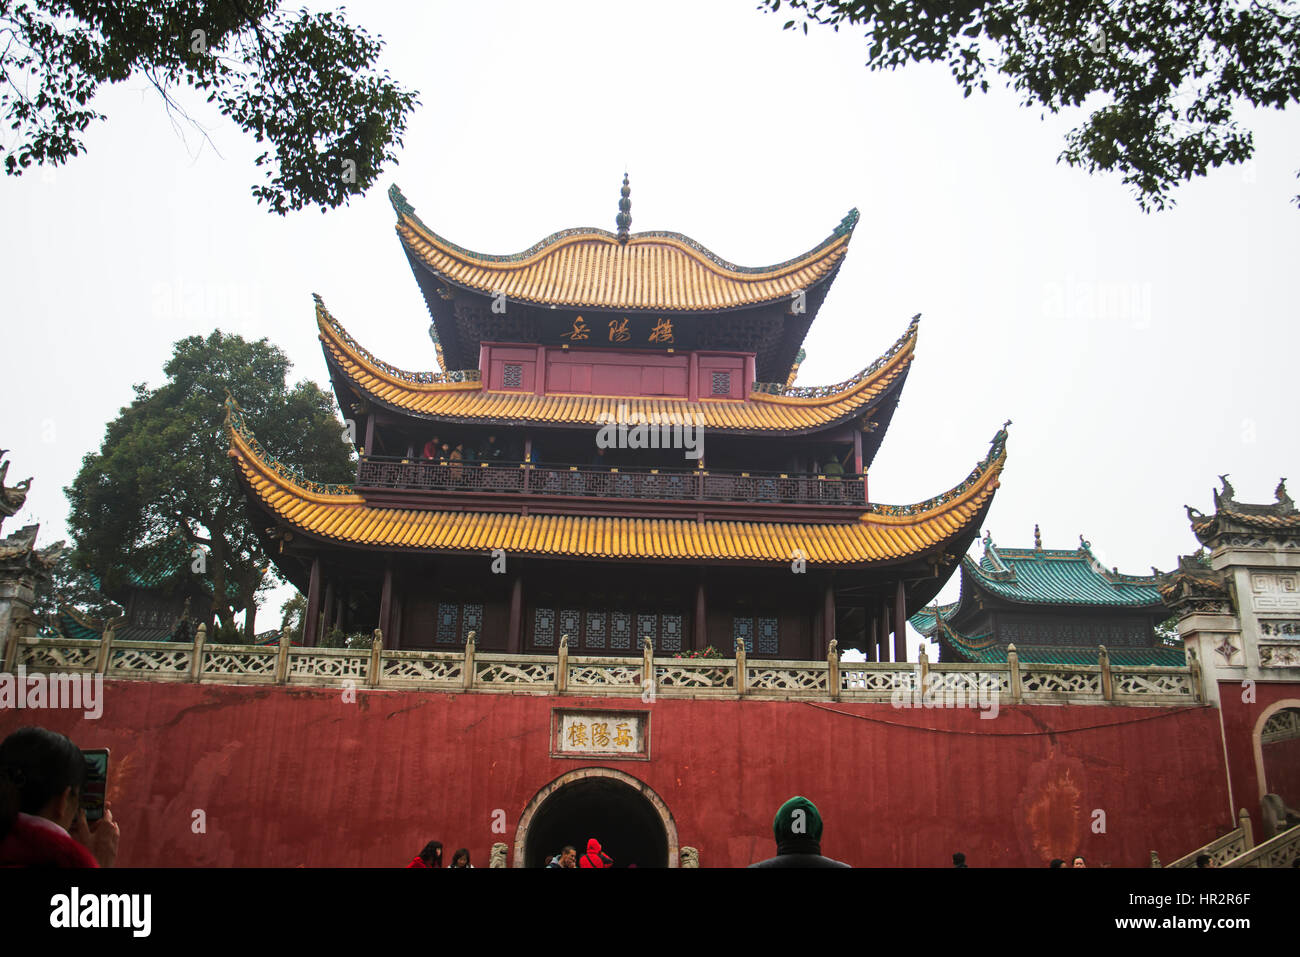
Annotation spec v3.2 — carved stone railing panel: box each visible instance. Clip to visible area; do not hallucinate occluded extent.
[653,659,735,691]
[288,648,368,682]
[381,651,464,686]
[201,644,278,681]
[17,637,99,672]
[1222,824,1300,869]
[1111,666,1194,699]
[1019,665,1102,697]
[839,666,919,698]
[475,655,555,687]
[926,667,1011,697]
[108,641,192,678]
[1167,830,1249,868]
[746,665,828,694]
[567,657,642,690]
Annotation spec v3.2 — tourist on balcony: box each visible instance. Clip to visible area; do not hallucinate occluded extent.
[439,443,451,465]
[0,726,119,868]
[449,443,464,480]
[449,847,473,868]
[579,837,612,868]
[407,840,442,868]
[748,796,849,868]
[590,446,609,468]
[421,436,441,460]
[479,435,503,462]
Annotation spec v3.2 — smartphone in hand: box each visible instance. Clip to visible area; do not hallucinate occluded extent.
[80,749,109,823]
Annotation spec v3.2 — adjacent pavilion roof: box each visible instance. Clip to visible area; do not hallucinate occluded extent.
[318,295,916,437]
[391,184,857,313]
[225,396,1007,568]
[910,531,1174,664]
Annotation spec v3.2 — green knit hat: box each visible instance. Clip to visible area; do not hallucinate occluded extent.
[773,796,823,843]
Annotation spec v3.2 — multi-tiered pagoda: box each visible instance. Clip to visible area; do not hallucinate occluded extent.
[226,181,1008,661]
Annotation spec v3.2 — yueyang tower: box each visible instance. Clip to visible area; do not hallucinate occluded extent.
[226,180,1009,660]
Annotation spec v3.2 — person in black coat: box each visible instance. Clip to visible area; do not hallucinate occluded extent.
[748,796,849,868]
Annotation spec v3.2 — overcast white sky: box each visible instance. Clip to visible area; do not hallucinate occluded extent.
[2,1,1298,653]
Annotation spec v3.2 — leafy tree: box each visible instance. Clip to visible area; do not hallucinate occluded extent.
[65,330,354,640]
[30,549,123,633]
[762,1,1300,210]
[1,0,418,213]
[279,589,304,641]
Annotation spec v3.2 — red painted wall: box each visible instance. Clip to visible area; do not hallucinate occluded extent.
[0,682,1230,868]
[1217,682,1300,832]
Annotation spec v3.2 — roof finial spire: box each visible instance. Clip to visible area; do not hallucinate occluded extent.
[1034,523,1042,550]
[616,172,631,244]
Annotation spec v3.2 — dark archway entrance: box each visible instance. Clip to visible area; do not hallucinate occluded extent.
[516,768,676,868]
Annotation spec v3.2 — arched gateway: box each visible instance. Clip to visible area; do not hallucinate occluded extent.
[514,768,679,868]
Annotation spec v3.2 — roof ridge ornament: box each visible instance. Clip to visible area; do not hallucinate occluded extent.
[1034,523,1042,550]
[1277,477,1294,513]
[616,172,632,244]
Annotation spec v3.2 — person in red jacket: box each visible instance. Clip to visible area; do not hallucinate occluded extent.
[407,840,442,868]
[579,838,612,868]
[0,726,119,868]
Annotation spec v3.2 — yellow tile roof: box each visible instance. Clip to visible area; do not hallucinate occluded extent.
[318,297,917,433]
[226,399,1007,566]
[392,185,857,311]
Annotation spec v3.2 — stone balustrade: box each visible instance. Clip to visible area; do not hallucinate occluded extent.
[1,629,1201,707]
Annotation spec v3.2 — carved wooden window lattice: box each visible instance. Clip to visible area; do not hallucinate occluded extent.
[610,611,632,650]
[559,609,581,644]
[733,617,754,653]
[533,608,556,648]
[660,614,683,652]
[585,610,607,649]
[435,601,483,644]
[503,363,523,389]
[711,371,731,395]
[733,615,778,655]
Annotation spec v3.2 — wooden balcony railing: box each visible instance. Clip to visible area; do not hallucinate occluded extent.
[356,457,867,506]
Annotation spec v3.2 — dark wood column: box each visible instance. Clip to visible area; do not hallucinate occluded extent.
[853,429,863,474]
[822,580,836,658]
[304,557,322,647]
[507,575,523,653]
[364,414,375,455]
[694,581,707,653]
[878,601,890,662]
[321,578,336,637]
[378,565,393,647]
[893,579,907,663]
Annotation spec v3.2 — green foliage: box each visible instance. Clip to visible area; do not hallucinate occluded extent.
[64,330,355,637]
[320,625,370,649]
[0,0,418,213]
[762,0,1300,210]
[280,589,305,642]
[31,549,123,631]
[1155,614,1181,645]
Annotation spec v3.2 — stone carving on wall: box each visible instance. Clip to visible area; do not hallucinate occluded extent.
[1250,572,1300,612]
[1258,643,1300,668]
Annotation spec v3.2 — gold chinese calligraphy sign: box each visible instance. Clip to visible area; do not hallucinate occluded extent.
[550,709,651,761]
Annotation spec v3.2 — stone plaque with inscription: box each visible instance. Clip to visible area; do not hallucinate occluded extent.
[551,709,650,761]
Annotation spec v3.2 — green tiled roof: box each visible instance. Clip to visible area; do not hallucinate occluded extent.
[55,609,181,643]
[949,641,1186,667]
[967,537,1163,608]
